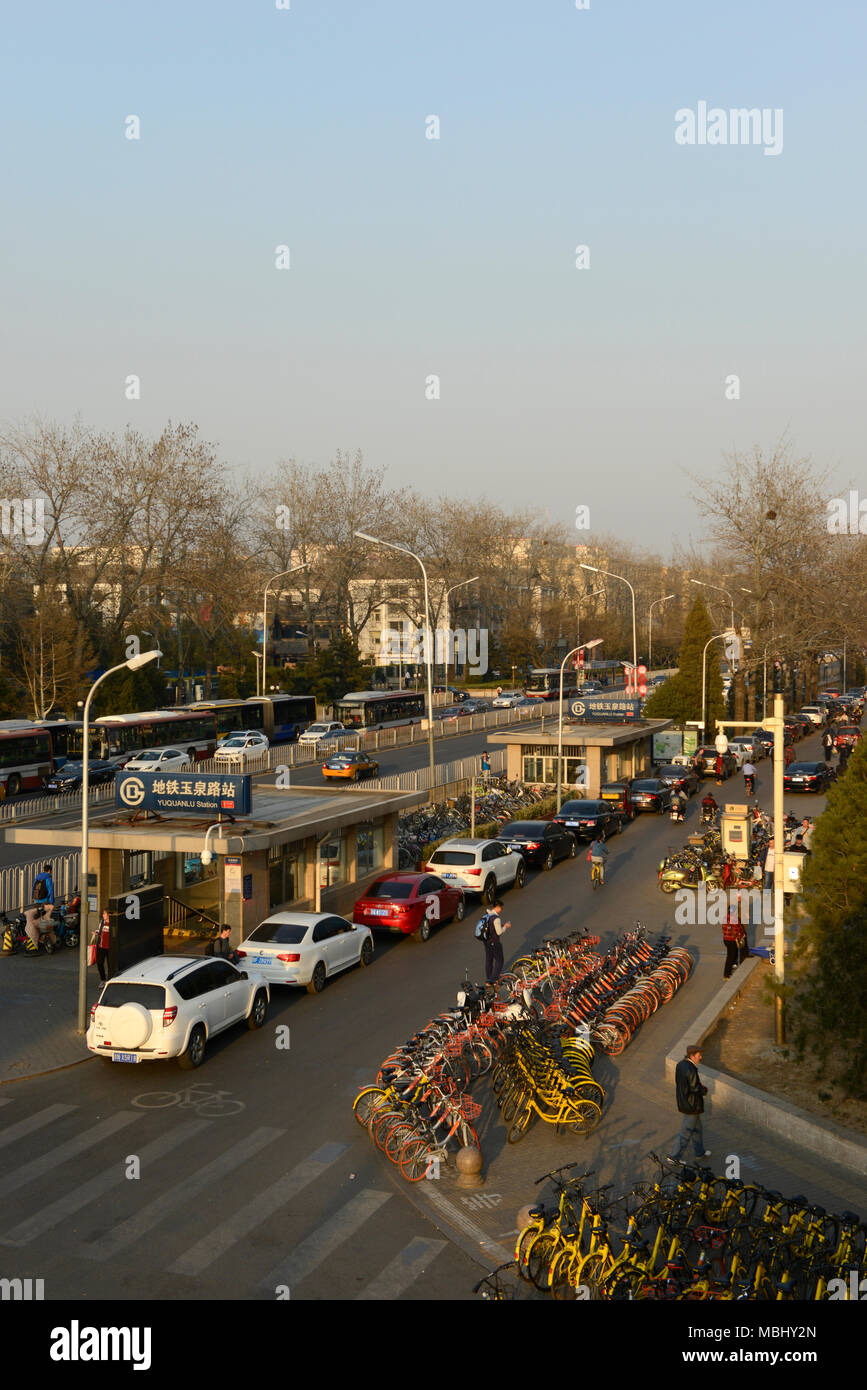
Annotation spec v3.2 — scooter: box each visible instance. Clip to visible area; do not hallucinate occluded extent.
[0,908,56,955]
[658,857,724,894]
[700,804,718,826]
[669,800,685,824]
[48,895,81,948]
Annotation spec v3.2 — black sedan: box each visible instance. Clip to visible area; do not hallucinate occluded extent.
[43,760,118,792]
[551,800,621,840]
[494,821,577,870]
[783,762,832,793]
[630,779,673,813]
[656,764,700,797]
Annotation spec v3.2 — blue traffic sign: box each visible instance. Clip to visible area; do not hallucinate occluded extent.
[115,770,252,816]
[570,698,643,722]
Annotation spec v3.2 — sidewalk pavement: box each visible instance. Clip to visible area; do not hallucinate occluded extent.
[406,945,867,1272]
[0,932,209,1083]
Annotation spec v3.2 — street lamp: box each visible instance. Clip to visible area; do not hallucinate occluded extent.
[442,576,479,684]
[77,648,163,1033]
[648,594,675,672]
[262,564,309,697]
[689,578,735,632]
[576,588,605,672]
[355,532,436,791]
[701,633,727,736]
[556,639,603,811]
[581,564,636,686]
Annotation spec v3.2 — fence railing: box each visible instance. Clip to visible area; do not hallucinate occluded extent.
[0,782,115,824]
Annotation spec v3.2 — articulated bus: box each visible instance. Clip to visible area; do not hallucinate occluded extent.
[79,710,218,762]
[183,694,317,744]
[332,690,426,730]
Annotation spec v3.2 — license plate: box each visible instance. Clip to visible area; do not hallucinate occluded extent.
[252,955,270,964]
[111,1052,140,1064]
[367,908,389,916]
[441,873,457,879]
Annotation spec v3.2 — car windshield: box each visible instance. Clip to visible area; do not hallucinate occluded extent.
[133,751,160,762]
[220,738,245,748]
[57,763,84,775]
[245,921,309,944]
[365,881,414,899]
[559,801,600,814]
[308,725,329,733]
[788,764,820,773]
[632,781,660,791]
[429,850,476,865]
[98,983,166,1009]
[500,823,544,836]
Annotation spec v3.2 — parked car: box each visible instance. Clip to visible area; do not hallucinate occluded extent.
[655,764,700,796]
[630,779,673,812]
[352,873,465,942]
[551,799,621,840]
[214,732,270,767]
[235,912,373,993]
[728,735,766,761]
[86,955,269,1068]
[599,780,637,822]
[424,838,526,903]
[322,751,380,781]
[494,820,577,869]
[43,759,118,792]
[799,706,825,727]
[834,726,863,750]
[298,722,347,746]
[695,747,737,779]
[123,747,194,773]
[783,762,832,793]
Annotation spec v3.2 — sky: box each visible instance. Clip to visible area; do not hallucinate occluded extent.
[1,1,864,551]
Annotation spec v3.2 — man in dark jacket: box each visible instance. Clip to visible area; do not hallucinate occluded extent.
[669,1045,710,1161]
[212,925,240,964]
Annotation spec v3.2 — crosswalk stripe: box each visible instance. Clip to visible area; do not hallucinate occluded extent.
[4,1112,141,1195]
[168,1140,349,1278]
[0,1104,77,1151]
[255,1188,390,1294]
[0,1119,212,1247]
[356,1236,446,1300]
[79,1126,284,1262]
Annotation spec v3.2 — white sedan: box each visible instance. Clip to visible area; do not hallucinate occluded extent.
[123,747,193,773]
[214,732,270,767]
[236,912,373,994]
[492,691,523,708]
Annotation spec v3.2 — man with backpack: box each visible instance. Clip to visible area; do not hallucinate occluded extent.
[32,863,55,906]
[476,899,510,983]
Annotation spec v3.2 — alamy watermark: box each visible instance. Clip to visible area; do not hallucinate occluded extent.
[827,491,867,535]
[379,621,488,677]
[675,102,783,156]
[674,886,779,927]
[0,498,45,545]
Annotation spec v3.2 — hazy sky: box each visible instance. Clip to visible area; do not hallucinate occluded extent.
[1,1,863,550]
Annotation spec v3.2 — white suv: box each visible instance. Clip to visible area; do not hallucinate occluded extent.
[424,838,525,904]
[799,706,824,726]
[86,955,270,1069]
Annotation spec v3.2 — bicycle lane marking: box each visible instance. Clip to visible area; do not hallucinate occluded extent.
[169,1141,349,1279]
[78,1125,285,1262]
[0,1118,212,1247]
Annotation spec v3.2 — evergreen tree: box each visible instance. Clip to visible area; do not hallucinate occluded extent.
[307,635,366,707]
[787,738,867,1093]
[641,597,724,731]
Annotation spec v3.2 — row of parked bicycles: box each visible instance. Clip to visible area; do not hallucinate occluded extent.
[352,924,693,1178]
[475,1154,866,1300]
[398,778,553,865]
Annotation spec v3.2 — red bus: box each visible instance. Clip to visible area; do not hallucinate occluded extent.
[77,710,218,763]
[0,722,55,797]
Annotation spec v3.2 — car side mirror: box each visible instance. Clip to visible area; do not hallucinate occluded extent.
[239,971,248,980]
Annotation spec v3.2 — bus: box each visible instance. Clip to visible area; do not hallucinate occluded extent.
[0,723,55,796]
[78,710,218,762]
[524,669,579,701]
[332,690,426,730]
[183,694,316,744]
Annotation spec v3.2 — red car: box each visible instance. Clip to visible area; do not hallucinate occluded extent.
[352,873,465,943]
[834,726,863,749]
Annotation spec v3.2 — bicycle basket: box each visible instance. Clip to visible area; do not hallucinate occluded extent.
[460,1097,483,1121]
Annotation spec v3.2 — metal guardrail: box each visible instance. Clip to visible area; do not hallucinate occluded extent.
[0,782,115,823]
[363,748,508,793]
[0,848,152,916]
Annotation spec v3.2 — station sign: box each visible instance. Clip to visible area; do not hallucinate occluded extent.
[570,698,643,722]
[115,770,252,816]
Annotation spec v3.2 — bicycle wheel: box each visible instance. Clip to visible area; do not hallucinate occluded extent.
[384,1121,419,1164]
[352,1086,387,1127]
[507,1100,534,1144]
[371,1107,406,1150]
[566,1099,602,1134]
[515,1221,544,1278]
[131,1092,181,1110]
[548,1246,583,1300]
[399,1137,437,1183]
[525,1229,562,1290]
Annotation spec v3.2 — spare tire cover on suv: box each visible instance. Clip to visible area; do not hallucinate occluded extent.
[111,1003,154,1048]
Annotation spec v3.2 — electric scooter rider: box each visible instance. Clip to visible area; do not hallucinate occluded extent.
[701,792,718,825]
[670,790,686,823]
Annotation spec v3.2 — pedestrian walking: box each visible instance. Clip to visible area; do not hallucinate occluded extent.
[31,862,55,905]
[838,743,851,774]
[478,899,510,984]
[822,729,834,763]
[722,903,749,979]
[714,754,724,786]
[784,743,794,767]
[669,1045,711,1161]
[763,839,775,892]
[480,752,491,781]
[95,908,111,981]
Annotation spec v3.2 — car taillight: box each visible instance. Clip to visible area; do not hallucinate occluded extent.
[90,1003,98,1021]
[467,868,482,876]
[277,953,301,962]
[162,1006,178,1028]
[235,948,247,957]
[526,841,541,850]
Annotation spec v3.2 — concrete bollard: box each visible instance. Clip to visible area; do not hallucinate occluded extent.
[456,1145,484,1188]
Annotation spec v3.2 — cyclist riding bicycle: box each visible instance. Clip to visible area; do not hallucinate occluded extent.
[588,836,609,885]
[742,761,756,796]
[700,792,718,825]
